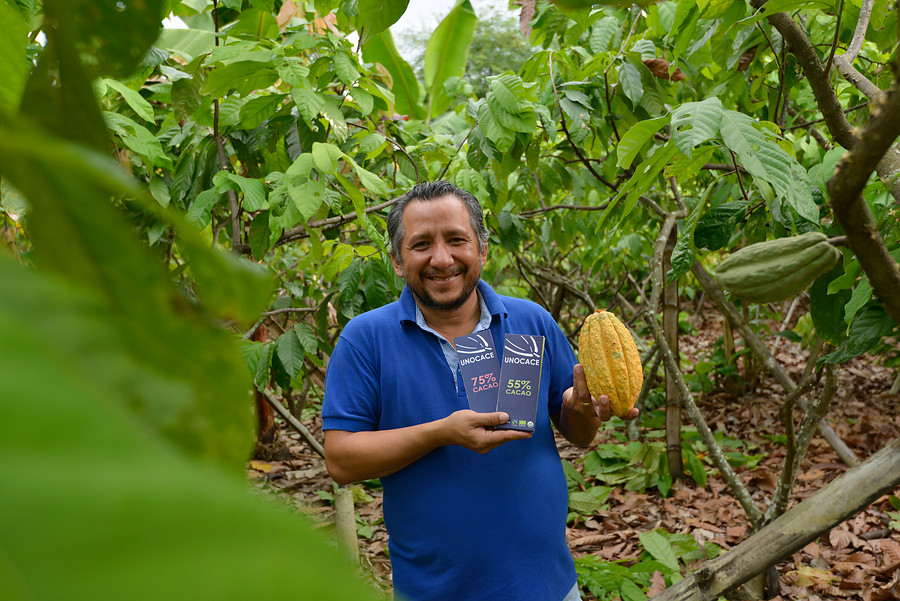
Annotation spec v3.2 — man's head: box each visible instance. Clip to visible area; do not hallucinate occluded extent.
[387,181,489,260]
[387,181,489,313]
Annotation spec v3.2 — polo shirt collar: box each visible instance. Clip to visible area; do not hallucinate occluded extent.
[398,279,508,325]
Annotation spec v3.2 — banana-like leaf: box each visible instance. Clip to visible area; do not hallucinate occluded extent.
[362,29,424,120]
[424,0,477,120]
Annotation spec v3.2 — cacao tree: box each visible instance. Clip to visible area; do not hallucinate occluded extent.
[2,0,899,599]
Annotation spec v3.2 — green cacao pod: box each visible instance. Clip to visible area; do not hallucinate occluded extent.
[713,232,841,304]
[578,310,643,418]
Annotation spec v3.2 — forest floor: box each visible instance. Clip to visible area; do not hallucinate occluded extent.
[247,309,900,601]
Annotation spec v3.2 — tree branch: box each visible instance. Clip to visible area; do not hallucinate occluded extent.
[826,60,900,324]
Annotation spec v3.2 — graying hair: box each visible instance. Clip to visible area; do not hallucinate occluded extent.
[387,181,489,260]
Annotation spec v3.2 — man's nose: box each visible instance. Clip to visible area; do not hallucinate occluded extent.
[430,241,453,268]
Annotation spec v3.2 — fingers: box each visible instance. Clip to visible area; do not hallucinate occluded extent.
[595,394,611,421]
[572,364,591,406]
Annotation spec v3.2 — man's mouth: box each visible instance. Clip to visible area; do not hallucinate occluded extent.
[426,271,462,282]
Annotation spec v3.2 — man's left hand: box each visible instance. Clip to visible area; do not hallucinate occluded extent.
[562,364,640,422]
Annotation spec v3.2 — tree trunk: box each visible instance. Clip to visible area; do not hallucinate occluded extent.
[651,438,900,601]
[663,226,683,480]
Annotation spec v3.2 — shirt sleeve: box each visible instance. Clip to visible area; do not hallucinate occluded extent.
[543,314,577,416]
[321,332,381,432]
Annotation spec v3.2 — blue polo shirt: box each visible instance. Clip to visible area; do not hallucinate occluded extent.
[322,280,578,601]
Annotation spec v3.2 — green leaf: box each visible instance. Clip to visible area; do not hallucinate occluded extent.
[294,323,319,354]
[214,171,268,212]
[568,486,613,515]
[333,47,360,86]
[102,78,156,122]
[0,124,269,467]
[693,200,748,251]
[820,305,897,365]
[201,60,279,98]
[104,112,172,169]
[719,110,818,225]
[616,116,670,168]
[423,0,477,119]
[844,278,873,326]
[670,96,723,157]
[0,1,29,114]
[590,17,619,53]
[339,258,364,304]
[639,530,680,573]
[357,0,411,46]
[291,77,326,125]
[48,0,166,79]
[239,94,284,130]
[276,57,310,87]
[809,263,851,345]
[478,99,514,153]
[312,141,345,175]
[347,156,389,196]
[618,61,644,104]
[362,30,424,120]
[620,578,648,601]
[181,236,275,325]
[276,331,305,379]
[289,178,328,221]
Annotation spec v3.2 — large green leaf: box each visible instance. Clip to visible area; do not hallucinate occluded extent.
[670,96,723,157]
[719,110,818,224]
[616,115,670,168]
[0,258,379,601]
[357,0,410,46]
[423,0,477,120]
[362,30,424,119]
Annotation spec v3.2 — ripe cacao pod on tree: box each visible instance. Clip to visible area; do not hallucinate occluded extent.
[712,232,841,304]
[578,310,643,418]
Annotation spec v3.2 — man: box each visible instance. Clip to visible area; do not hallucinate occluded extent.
[322,181,638,601]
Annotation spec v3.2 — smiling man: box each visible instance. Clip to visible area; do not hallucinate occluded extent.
[322,181,637,601]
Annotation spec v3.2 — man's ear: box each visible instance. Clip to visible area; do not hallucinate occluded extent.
[391,252,404,278]
[480,242,488,267]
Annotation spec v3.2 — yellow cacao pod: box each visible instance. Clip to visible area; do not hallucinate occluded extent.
[578,309,643,418]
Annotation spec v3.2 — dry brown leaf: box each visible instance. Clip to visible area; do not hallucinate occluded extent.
[647,570,667,596]
[642,58,686,82]
[830,528,865,550]
[569,534,615,548]
[797,468,829,481]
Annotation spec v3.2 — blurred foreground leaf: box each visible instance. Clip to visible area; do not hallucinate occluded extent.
[0,259,377,601]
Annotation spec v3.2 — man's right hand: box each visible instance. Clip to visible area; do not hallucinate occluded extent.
[441,410,532,454]
[324,410,531,485]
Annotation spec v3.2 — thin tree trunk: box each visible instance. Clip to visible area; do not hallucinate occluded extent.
[663,226,683,480]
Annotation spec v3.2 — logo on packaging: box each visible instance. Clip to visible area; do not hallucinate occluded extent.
[455,332,502,413]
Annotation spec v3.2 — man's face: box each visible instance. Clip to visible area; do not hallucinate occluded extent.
[391,195,487,313]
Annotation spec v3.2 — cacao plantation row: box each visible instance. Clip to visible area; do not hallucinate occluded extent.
[0,0,898,600]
